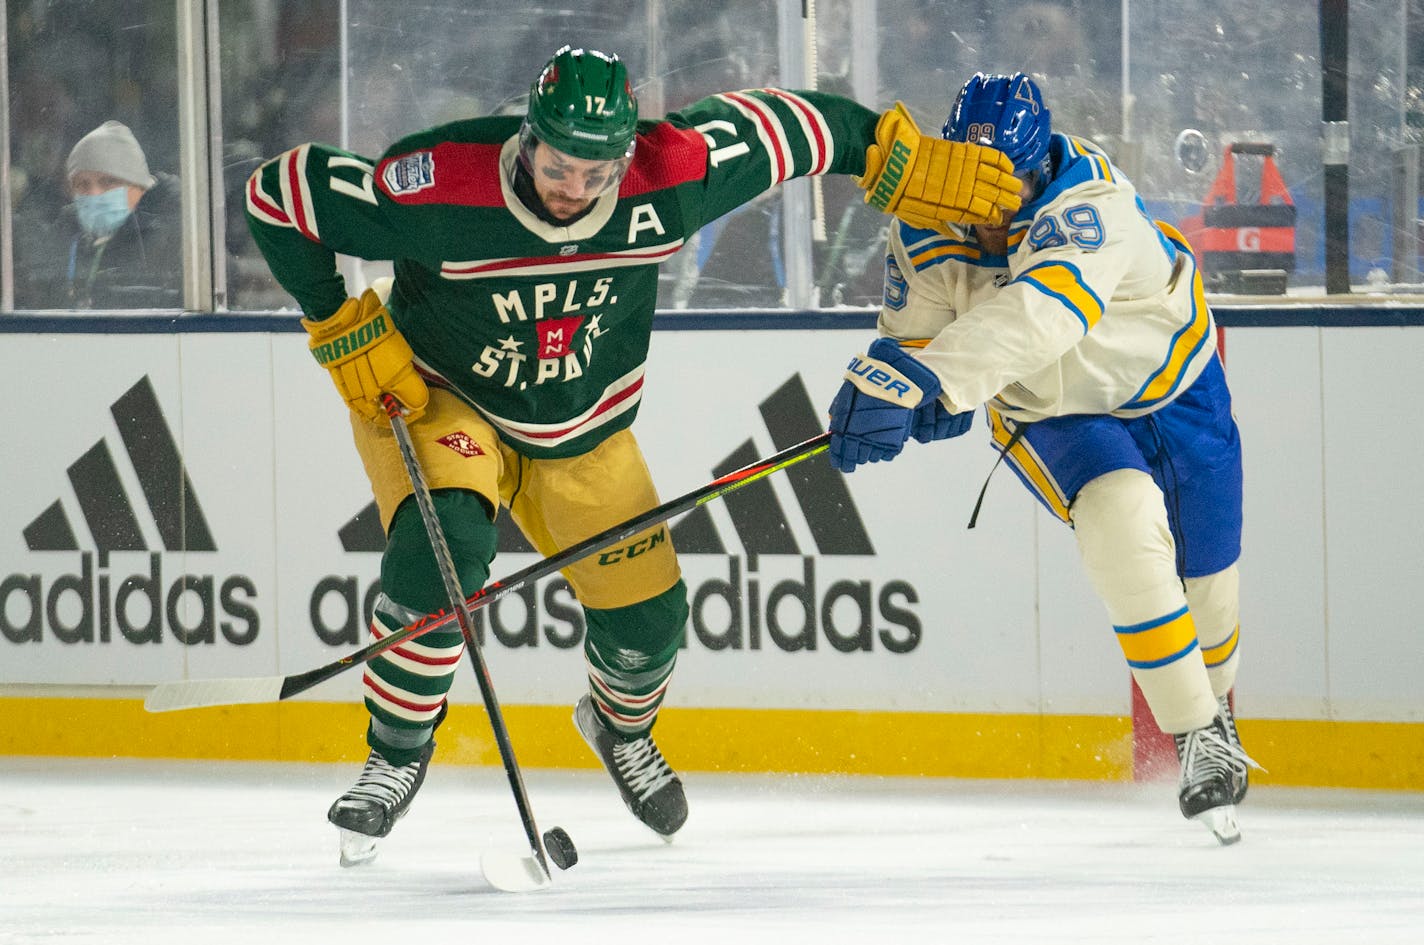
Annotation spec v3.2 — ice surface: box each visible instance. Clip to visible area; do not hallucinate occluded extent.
[2,757,1421,944]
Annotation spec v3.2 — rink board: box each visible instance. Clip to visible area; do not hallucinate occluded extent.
[1,319,1421,789]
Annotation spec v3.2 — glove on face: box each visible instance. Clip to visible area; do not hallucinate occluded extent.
[910,399,975,444]
[856,103,1022,227]
[302,287,430,422]
[827,337,943,474]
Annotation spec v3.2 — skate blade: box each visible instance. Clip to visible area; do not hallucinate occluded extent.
[479,851,552,893]
[337,828,380,867]
[1194,804,1242,846]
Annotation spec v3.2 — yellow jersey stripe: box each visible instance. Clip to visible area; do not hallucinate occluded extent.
[1123,227,1213,409]
[910,242,983,269]
[1018,261,1105,332]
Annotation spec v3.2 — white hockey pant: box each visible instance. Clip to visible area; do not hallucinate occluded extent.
[1071,469,1238,734]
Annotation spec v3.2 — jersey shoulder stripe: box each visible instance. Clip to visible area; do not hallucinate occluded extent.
[246,162,291,228]
[718,90,792,186]
[620,123,709,196]
[1037,134,1123,207]
[1121,230,1213,410]
[1065,135,1116,182]
[278,144,320,241]
[900,224,995,269]
[713,89,835,188]
[375,141,504,206]
[760,89,834,175]
[1015,259,1105,332]
[375,122,709,206]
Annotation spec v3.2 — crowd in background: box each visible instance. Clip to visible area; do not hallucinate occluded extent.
[5,0,1422,311]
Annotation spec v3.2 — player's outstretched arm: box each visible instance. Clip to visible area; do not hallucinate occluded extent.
[857,103,1021,227]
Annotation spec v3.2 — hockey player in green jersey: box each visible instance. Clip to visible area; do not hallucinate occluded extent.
[245,44,1021,865]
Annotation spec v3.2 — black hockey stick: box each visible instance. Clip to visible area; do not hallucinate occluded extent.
[144,429,832,713]
[380,395,561,891]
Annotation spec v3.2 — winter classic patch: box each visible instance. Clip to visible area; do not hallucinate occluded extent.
[382,151,436,195]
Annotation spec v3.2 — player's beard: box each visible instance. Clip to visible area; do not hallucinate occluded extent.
[543,193,595,222]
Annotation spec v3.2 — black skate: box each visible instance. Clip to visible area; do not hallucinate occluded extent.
[1215,694,1249,804]
[1174,697,1257,845]
[574,695,687,839]
[328,739,436,867]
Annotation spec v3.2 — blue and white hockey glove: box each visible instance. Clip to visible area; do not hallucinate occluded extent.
[827,337,942,473]
[910,398,975,444]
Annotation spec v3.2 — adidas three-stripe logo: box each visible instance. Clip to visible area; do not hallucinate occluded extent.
[24,377,214,554]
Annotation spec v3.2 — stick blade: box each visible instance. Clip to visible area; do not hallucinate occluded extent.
[479,852,551,893]
[143,676,286,712]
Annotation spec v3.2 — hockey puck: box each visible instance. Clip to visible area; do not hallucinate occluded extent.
[542,826,578,870]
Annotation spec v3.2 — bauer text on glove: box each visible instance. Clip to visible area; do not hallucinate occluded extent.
[303,288,430,422]
[827,337,943,474]
[856,103,1021,227]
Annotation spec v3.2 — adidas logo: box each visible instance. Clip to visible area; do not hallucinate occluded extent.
[23,377,214,554]
[3,376,259,647]
[319,375,921,656]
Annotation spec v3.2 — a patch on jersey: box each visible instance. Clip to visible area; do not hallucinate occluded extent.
[536,315,586,359]
[437,431,484,457]
[883,252,908,310]
[559,244,578,256]
[381,151,435,195]
[995,273,1011,287]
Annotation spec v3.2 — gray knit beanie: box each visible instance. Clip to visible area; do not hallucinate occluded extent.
[66,120,156,189]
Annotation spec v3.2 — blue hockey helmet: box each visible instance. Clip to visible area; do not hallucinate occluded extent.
[942,72,1053,188]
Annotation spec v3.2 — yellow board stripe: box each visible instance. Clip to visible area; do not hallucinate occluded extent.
[1,697,1421,790]
[1114,606,1200,668]
[0,696,1127,781]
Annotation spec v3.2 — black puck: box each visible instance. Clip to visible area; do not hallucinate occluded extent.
[543,826,578,870]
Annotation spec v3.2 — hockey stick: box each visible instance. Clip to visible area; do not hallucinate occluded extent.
[380,395,558,891]
[144,430,833,713]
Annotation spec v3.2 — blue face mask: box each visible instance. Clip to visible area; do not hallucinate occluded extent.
[74,186,132,238]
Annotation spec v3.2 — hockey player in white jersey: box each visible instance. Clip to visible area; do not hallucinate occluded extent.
[825,72,1257,843]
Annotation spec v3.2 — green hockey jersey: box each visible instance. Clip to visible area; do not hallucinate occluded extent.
[246,89,878,458]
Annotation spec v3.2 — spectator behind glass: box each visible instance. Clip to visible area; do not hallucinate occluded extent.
[62,120,181,309]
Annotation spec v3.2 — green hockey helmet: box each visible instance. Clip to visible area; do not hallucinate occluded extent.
[522,46,638,162]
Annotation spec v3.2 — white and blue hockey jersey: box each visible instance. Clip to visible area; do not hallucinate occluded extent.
[879,133,1215,422]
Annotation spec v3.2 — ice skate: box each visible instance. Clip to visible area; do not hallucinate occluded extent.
[574,695,687,839]
[1174,699,1257,845]
[1215,694,1249,804]
[328,739,436,867]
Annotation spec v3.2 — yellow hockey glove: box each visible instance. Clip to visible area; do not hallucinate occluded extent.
[302,288,429,422]
[856,103,1022,226]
